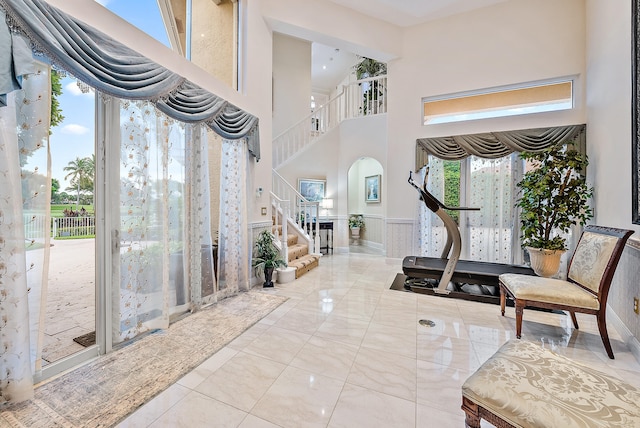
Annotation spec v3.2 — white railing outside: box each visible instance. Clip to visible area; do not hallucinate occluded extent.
[272,170,320,254]
[23,213,48,239]
[273,75,387,169]
[52,216,96,238]
[24,214,97,239]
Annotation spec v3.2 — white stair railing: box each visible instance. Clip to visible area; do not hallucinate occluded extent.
[272,170,320,254]
[273,75,387,169]
[344,75,387,118]
[270,193,289,263]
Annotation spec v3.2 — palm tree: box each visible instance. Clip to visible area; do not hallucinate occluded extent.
[64,157,92,208]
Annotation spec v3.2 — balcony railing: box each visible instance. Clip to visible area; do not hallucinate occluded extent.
[272,75,387,169]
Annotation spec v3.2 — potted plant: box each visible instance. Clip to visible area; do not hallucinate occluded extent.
[354,57,387,115]
[348,214,365,240]
[516,143,594,277]
[252,230,287,287]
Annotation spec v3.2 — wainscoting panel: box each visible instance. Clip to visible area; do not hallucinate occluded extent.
[362,215,384,246]
[608,238,640,363]
[385,219,416,259]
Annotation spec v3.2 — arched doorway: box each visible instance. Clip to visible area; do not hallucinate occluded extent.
[347,157,384,254]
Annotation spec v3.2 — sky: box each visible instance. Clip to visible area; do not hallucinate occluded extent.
[50,0,170,191]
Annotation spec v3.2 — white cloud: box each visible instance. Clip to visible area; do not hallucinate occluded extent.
[64,82,94,97]
[61,124,90,135]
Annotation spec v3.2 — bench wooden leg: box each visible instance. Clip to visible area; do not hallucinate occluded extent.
[500,286,506,316]
[461,397,481,428]
[515,300,525,339]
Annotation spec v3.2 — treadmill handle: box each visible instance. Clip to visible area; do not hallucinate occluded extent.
[408,171,480,212]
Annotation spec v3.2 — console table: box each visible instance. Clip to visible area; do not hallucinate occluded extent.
[307,221,333,254]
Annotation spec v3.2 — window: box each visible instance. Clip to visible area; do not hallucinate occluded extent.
[104,0,170,48]
[423,79,573,125]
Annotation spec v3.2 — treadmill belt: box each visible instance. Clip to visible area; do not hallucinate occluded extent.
[402,256,535,287]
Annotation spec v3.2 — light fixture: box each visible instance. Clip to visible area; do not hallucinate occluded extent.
[321,198,333,219]
[321,198,333,209]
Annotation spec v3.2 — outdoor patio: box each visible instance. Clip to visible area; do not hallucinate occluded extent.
[28,238,96,364]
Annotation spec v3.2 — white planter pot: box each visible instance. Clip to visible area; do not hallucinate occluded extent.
[526,247,566,278]
[350,227,360,238]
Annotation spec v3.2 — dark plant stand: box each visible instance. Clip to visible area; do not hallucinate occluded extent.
[263,267,275,288]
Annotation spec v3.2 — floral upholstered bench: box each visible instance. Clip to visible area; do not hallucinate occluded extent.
[461,340,640,428]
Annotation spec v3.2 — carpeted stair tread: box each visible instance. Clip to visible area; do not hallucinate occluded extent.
[268,218,320,279]
[288,243,309,261]
[289,254,320,278]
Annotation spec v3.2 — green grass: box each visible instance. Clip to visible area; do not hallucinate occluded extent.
[51,204,94,218]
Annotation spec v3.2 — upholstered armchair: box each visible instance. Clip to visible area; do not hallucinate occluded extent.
[499,225,634,359]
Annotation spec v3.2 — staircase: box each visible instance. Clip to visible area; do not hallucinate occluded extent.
[277,223,320,278]
[273,75,387,169]
[270,171,322,278]
[268,75,388,279]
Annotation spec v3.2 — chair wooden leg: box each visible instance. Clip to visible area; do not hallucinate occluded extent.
[500,286,506,316]
[515,300,525,339]
[597,313,615,359]
[570,311,579,329]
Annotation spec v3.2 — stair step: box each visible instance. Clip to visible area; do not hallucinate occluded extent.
[288,243,308,262]
[287,234,298,246]
[288,254,320,279]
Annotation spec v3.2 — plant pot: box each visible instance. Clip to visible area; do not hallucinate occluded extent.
[263,266,275,288]
[526,247,566,278]
[350,227,360,238]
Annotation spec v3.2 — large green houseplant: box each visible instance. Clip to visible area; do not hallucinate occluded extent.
[354,57,387,115]
[252,230,287,287]
[516,143,594,276]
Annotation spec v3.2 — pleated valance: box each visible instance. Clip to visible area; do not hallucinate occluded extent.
[0,0,260,160]
[415,124,585,170]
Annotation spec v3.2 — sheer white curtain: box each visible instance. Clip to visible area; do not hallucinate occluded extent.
[0,64,51,403]
[217,139,249,297]
[466,154,523,264]
[116,100,187,344]
[417,154,524,265]
[416,158,447,257]
[186,124,217,308]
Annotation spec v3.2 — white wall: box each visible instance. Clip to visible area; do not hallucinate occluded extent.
[586,0,640,358]
[386,0,587,223]
[586,0,639,235]
[272,34,312,136]
[277,114,387,250]
[347,158,383,216]
[260,0,402,62]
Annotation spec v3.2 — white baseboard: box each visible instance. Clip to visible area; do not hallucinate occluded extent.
[608,306,640,365]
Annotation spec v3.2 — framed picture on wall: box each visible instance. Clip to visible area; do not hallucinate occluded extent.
[365,174,381,203]
[298,178,325,202]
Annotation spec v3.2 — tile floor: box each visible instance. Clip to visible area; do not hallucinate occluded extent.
[117,251,640,428]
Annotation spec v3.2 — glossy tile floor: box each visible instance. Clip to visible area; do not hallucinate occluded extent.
[118,252,640,428]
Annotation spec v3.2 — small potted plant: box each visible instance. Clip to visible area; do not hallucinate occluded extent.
[348,214,365,240]
[252,230,287,287]
[516,143,594,277]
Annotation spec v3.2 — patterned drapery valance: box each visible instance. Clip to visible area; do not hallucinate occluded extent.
[415,124,586,170]
[0,0,260,160]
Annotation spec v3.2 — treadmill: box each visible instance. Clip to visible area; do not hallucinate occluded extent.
[402,170,535,303]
